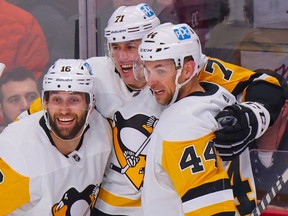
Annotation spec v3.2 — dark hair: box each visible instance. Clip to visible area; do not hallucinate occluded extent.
[0,68,39,101]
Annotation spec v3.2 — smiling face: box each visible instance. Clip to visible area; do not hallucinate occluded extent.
[109,39,147,89]
[44,91,89,140]
[144,59,178,105]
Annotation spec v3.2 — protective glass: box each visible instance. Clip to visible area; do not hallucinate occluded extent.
[43,91,90,111]
[133,57,148,82]
[134,59,178,83]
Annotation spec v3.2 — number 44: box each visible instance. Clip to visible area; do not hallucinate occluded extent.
[179,141,217,174]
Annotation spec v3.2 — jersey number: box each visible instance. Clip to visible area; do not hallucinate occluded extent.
[227,158,255,215]
[205,59,233,81]
[179,141,216,174]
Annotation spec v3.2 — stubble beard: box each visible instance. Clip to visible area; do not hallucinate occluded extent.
[48,110,88,140]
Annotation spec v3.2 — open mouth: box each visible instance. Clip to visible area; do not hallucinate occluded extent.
[153,88,164,96]
[57,116,75,126]
[121,64,133,73]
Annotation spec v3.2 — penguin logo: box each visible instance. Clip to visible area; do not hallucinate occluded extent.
[110,111,158,190]
[52,184,99,216]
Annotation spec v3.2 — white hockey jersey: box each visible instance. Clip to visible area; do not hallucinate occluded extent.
[86,57,163,215]
[142,82,237,216]
[14,56,261,215]
[0,110,112,215]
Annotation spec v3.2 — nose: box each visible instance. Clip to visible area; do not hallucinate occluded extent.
[146,72,158,87]
[49,98,72,115]
[117,49,130,61]
[58,101,72,114]
[19,98,30,112]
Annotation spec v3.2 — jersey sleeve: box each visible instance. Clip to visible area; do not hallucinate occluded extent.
[198,57,285,125]
[0,157,30,214]
[161,132,234,215]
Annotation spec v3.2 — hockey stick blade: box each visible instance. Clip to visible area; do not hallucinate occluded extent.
[250,167,288,216]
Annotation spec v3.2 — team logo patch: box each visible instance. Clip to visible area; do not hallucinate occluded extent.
[84,62,93,75]
[110,112,158,190]
[140,4,155,17]
[52,184,99,216]
[173,26,191,41]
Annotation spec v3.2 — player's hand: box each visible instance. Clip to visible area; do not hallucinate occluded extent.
[147,115,158,128]
[123,151,140,167]
[214,102,270,161]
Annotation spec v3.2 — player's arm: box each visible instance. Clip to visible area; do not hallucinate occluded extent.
[215,77,285,160]
[200,58,285,160]
[162,132,235,215]
[0,157,30,214]
[201,58,285,126]
[244,78,285,126]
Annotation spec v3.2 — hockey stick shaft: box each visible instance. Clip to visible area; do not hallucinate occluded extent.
[110,136,151,174]
[120,136,151,174]
[250,167,288,216]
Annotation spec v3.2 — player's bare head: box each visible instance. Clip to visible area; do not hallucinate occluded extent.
[42,59,96,140]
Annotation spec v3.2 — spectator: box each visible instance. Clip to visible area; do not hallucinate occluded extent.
[0,67,40,132]
[0,0,49,80]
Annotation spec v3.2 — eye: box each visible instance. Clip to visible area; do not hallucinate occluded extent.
[110,44,119,51]
[127,43,139,50]
[26,93,38,103]
[155,67,170,76]
[69,97,80,104]
[52,97,62,104]
[8,97,20,104]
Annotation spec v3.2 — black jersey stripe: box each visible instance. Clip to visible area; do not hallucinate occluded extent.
[181,178,232,203]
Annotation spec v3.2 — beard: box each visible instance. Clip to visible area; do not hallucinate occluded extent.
[48,110,88,140]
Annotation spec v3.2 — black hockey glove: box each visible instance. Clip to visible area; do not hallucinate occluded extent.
[214,102,270,161]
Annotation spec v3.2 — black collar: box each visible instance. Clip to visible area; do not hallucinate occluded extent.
[39,115,90,157]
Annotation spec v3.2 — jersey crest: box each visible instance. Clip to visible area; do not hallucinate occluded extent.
[52,184,99,216]
[110,111,158,190]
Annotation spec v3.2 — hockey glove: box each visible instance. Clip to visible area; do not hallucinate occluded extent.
[214,102,270,161]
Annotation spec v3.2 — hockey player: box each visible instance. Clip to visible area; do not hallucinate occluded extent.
[16,3,285,216]
[92,4,282,216]
[138,22,238,215]
[0,59,112,215]
[89,4,163,215]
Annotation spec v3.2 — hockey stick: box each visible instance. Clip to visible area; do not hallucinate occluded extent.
[250,167,288,216]
[110,136,151,174]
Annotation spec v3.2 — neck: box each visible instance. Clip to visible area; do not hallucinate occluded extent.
[126,82,146,91]
[50,132,82,155]
[178,78,204,101]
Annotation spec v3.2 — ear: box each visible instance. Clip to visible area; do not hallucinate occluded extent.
[42,100,48,110]
[183,60,196,79]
